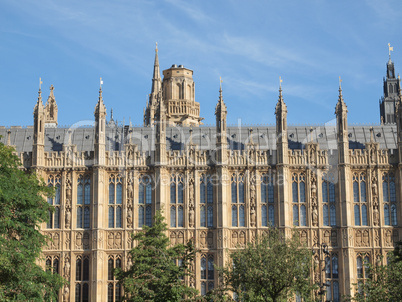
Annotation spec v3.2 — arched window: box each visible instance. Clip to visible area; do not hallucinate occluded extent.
[139,175,153,228]
[353,173,367,226]
[108,175,123,228]
[46,175,61,229]
[383,173,397,226]
[322,173,336,226]
[108,255,122,302]
[170,174,184,228]
[200,174,214,227]
[201,255,214,295]
[77,175,91,229]
[261,173,275,226]
[231,174,245,227]
[292,173,306,226]
[76,256,90,302]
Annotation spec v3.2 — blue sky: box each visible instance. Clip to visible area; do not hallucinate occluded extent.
[1,0,402,127]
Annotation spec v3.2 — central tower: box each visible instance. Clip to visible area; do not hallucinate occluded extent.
[162,64,203,126]
[144,46,203,126]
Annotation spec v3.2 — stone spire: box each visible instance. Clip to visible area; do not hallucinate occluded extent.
[275,77,288,164]
[94,85,106,166]
[335,78,349,164]
[151,42,161,94]
[144,43,162,126]
[215,77,228,165]
[33,84,45,167]
[44,85,58,127]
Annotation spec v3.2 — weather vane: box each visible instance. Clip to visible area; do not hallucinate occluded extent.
[279,76,283,88]
[339,76,342,88]
[39,77,43,90]
[100,77,103,89]
[388,43,394,58]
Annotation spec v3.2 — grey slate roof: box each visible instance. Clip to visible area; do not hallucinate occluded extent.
[0,124,397,154]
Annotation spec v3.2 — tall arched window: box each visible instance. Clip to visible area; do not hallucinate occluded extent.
[47,175,61,229]
[108,255,122,302]
[322,173,336,226]
[109,175,123,228]
[292,173,306,226]
[139,175,152,228]
[200,254,214,296]
[77,175,91,229]
[170,174,184,228]
[383,173,397,226]
[353,173,367,226]
[261,173,275,227]
[75,255,90,302]
[231,173,245,227]
[200,174,214,228]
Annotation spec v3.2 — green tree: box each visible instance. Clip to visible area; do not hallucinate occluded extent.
[115,210,198,302]
[209,229,315,302]
[0,143,64,301]
[347,254,402,302]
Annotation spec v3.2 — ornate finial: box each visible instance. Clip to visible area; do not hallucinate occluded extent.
[39,77,43,90]
[278,76,283,99]
[248,128,254,144]
[219,77,223,98]
[110,108,114,120]
[310,127,314,143]
[49,85,54,98]
[156,42,158,52]
[388,43,394,59]
[370,126,374,142]
[100,77,103,89]
[339,76,342,89]
[189,127,193,144]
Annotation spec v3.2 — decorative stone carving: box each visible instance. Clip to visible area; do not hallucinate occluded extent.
[63,285,70,302]
[65,207,71,229]
[127,175,134,201]
[355,230,362,247]
[200,231,207,248]
[374,230,380,247]
[311,172,318,227]
[250,176,256,227]
[300,230,308,245]
[177,231,184,245]
[385,230,392,246]
[76,232,83,249]
[189,178,195,228]
[65,232,70,249]
[207,231,213,248]
[52,233,60,250]
[323,230,330,244]
[127,207,133,225]
[83,232,90,249]
[313,230,318,246]
[373,206,379,226]
[115,232,122,249]
[232,231,238,248]
[239,231,246,247]
[331,230,337,247]
[64,257,70,278]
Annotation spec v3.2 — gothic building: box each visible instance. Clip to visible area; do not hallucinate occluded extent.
[1,46,401,302]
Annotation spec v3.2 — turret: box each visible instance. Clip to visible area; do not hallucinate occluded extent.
[155,95,167,165]
[94,84,106,166]
[215,78,228,165]
[380,44,400,124]
[33,82,45,167]
[44,85,58,127]
[275,78,288,165]
[335,79,349,164]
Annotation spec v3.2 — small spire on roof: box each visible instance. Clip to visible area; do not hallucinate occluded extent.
[370,126,374,142]
[110,108,114,121]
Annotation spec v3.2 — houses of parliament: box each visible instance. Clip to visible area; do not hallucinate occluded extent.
[1,45,401,302]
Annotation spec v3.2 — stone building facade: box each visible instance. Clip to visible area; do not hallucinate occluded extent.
[1,47,401,302]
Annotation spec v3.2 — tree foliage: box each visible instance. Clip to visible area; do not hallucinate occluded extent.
[209,229,315,302]
[348,251,402,302]
[116,210,198,302]
[0,143,64,301]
